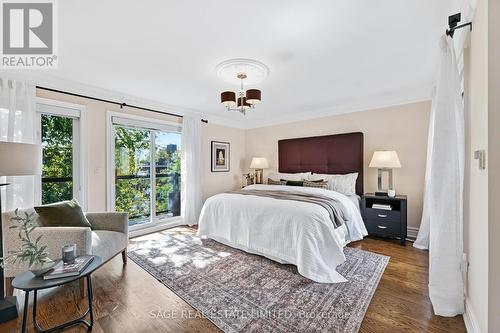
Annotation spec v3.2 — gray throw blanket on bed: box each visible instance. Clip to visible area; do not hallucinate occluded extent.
[230,190,347,228]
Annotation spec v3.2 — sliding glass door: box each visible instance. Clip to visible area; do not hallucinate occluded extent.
[110,115,181,229]
[154,131,181,220]
[114,126,152,226]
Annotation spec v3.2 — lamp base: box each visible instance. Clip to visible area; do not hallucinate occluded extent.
[0,185,18,323]
[0,296,18,323]
[375,191,388,196]
[255,169,263,184]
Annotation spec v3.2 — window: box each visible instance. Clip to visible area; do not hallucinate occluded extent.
[108,114,181,229]
[41,114,74,204]
[36,99,85,207]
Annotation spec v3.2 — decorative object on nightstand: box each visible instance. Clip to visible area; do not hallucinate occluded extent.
[250,157,269,184]
[361,193,407,245]
[369,150,401,197]
[242,173,254,188]
[0,141,42,323]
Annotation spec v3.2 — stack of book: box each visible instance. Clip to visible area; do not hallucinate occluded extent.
[43,255,94,280]
[372,203,392,210]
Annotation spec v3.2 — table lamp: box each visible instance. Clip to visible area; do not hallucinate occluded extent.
[0,141,42,323]
[250,157,269,184]
[369,150,401,197]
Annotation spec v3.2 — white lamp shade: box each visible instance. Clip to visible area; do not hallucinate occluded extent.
[369,150,401,168]
[0,141,42,176]
[250,157,269,169]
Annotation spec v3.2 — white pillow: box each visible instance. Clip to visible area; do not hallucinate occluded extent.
[308,172,358,195]
[267,172,311,181]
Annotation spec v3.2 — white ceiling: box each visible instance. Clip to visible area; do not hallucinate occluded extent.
[12,0,455,128]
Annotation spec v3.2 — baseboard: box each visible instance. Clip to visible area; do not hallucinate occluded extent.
[407,226,419,240]
[463,302,481,333]
[129,218,184,238]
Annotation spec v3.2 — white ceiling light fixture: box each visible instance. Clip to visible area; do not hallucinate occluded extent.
[216,58,269,115]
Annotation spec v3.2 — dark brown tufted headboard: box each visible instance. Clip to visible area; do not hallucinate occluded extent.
[278,132,364,195]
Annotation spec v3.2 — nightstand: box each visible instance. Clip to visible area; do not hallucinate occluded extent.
[361,193,407,245]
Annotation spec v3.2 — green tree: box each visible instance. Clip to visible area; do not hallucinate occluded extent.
[114,127,149,175]
[41,115,73,204]
[114,127,151,221]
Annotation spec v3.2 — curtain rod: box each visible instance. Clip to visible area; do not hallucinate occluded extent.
[446,13,472,38]
[36,86,208,123]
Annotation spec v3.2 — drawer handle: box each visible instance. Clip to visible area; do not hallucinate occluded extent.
[377,225,388,229]
[377,214,387,218]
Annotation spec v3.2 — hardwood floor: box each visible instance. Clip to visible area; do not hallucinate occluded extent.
[0,228,465,333]
[350,239,465,333]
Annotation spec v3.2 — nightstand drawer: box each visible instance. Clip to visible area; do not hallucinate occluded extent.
[365,208,401,224]
[364,208,401,235]
[366,219,400,236]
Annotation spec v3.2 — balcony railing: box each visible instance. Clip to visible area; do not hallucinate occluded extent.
[42,177,72,183]
[41,176,73,204]
[41,173,181,224]
[115,172,180,224]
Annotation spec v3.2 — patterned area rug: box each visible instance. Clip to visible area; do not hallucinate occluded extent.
[128,230,389,333]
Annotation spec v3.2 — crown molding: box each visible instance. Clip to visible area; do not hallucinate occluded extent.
[240,85,433,129]
[2,72,432,131]
[0,72,246,129]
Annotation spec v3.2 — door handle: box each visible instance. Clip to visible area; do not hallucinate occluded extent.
[377,214,387,218]
[377,225,387,229]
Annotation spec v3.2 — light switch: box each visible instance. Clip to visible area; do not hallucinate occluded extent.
[473,150,486,170]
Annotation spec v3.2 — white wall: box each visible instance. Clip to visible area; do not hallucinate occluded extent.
[201,123,246,200]
[463,0,489,331]
[488,0,500,330]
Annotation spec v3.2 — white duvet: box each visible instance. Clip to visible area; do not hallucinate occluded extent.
[197,184,367,283]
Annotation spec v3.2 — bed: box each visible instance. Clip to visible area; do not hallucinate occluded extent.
[197,132,368,283]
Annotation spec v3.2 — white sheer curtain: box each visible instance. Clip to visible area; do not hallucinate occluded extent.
[414,0,476,316]
[180,116,202,225]
[0,78,38,211]
[414,36,465,316]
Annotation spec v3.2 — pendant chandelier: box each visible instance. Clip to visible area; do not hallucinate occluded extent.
[220,73,261,115]
[216,58,269,116]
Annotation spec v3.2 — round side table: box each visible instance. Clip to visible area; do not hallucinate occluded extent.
[12,255,102,333]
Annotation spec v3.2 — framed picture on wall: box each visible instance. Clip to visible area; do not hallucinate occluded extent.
[211,141,230,172]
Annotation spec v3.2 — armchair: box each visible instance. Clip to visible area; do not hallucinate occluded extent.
[2,209,128,296]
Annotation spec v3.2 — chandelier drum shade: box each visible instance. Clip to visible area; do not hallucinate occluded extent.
[217,58,269,115]
[237,96,251,108]
[245,89,262,105]
[220,91,236,107]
